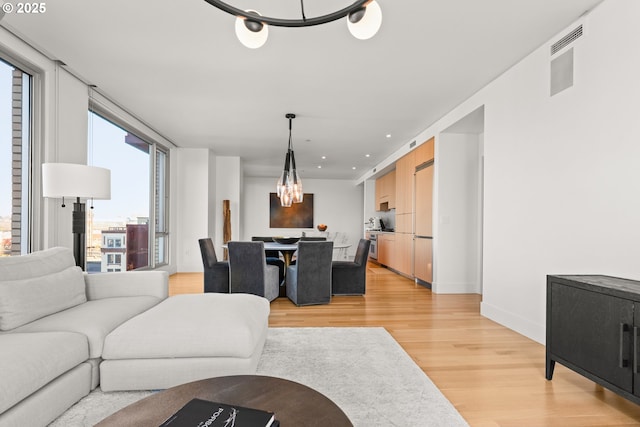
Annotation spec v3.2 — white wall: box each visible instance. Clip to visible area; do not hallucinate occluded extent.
[480,0,640,343]
[214,156,242,256]
[362,0,640,344]
[242,177,364,259]
[175,148,212,272]
[435,133,481,294]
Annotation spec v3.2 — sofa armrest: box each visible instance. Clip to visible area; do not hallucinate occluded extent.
[84,271,169,301]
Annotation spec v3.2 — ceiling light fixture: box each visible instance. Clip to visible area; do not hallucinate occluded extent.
[276,113,303,207]
[204,0,382,48]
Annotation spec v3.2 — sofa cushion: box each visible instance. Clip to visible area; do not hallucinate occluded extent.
[0,266,87,331]
[0,247,75,280]
[103,294,270,359]
[9,296,161,358]
[0,332,88,414]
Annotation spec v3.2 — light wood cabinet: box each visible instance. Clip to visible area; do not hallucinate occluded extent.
[415,137,434,166]
[375,170,396,211]
[377,233,395,267]
[394,233,413,276]
[414,237,433,283]
[395,213,412,234]
[395,151,415,215]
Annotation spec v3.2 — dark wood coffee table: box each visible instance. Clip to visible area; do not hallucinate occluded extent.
[95,375,352,426]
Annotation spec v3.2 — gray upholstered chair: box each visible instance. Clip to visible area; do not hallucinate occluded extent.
[286,241,334,306]
[228,241,280,301]
[251,236,285,283]
[198,238,229,293]
[331,238,371,295]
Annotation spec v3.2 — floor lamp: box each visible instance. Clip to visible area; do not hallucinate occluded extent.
[42,163,111,269]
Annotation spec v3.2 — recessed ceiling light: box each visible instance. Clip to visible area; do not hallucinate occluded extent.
[317,165,322,169]
[386,134,391,138]
[321,156,326,160]
[365,154,370,158]
[352,166,356,170]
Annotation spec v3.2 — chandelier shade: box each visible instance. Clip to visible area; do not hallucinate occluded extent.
[204,0,382,48]
[347,0,382,40]
[235,10,268,49]
[277,113,303,207]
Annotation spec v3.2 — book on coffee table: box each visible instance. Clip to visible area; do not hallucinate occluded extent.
[159,398,276,427]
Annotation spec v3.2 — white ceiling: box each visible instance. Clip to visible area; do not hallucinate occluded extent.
[1,0,602,180]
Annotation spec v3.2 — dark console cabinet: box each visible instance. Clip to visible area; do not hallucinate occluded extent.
[546,275,640,404]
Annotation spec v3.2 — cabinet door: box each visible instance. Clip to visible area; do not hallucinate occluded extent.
[387,170,396,209]
[413,237,432,283]
[395,213,412,233]
[550,283,633,392]
[378,234,395,267]
[415,137,434,166]
[395,233,413,276]
[415,165,433,237]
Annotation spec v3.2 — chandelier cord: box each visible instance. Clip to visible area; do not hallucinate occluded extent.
[300,0,307,22]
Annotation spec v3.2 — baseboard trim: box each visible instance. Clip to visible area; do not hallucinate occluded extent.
[432,281,480,294]
[480,301,545,344]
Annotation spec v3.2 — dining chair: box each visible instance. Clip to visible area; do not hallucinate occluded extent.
[198,238,229,293]
[286,241,334,306]
[331,238,370,295]
[228,241,280,301]
[251,236,285,283]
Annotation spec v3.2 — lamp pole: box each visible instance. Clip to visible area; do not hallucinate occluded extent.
[72,197,86,269]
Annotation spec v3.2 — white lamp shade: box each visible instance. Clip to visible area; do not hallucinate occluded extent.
[235,10,268,49]
[347,0,382,40]
[42,163,111,200]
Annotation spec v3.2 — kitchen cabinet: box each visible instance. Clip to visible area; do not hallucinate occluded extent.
[414,162,433,237]
[546,275,640,404]
[395,213,412,234]
[394,233,413,276]
[413,237,432,283]
[415,137,434,166]
[377,233,395,267]
[395,151,415,215]
[375,170,396,211]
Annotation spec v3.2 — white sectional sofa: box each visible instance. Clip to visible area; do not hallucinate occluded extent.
[0,247,270,427]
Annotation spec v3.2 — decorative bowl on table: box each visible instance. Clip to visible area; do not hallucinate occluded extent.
[317,224,328,232]
[273,237,300,245]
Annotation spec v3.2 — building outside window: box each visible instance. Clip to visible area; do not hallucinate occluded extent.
[0,58,32,257]
[88,112,169,272]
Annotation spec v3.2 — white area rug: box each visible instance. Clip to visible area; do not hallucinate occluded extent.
[50,327,468,427]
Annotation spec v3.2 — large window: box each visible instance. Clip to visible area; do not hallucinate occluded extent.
[0,58,32,257]
[87,112,169,272]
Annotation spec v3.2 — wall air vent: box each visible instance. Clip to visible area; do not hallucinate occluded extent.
[551,25,583,55]
[409,140,416,149]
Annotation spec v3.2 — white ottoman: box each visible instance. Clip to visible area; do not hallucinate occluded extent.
[99,293,270,391]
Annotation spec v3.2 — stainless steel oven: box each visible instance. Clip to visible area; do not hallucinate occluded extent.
[366,232,378,260]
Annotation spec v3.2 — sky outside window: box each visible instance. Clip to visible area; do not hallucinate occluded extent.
[89,112,149,221]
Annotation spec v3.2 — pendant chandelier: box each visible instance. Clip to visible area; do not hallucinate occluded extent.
[276,113,303,207]
[203,0,382,49]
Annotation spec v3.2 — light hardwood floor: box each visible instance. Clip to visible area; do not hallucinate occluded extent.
[169,264,640,426]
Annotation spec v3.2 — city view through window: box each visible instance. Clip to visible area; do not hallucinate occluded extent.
[1,59,30,257]
[87,112,150,272]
